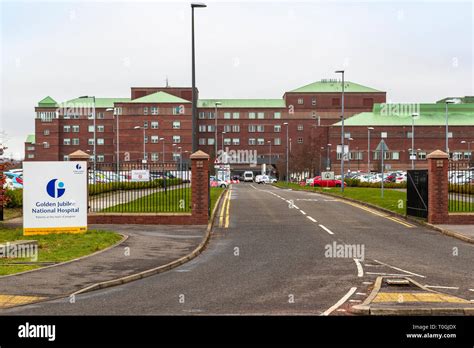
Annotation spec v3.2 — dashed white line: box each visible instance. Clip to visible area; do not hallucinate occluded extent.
[349,299,362,303]
[307,216,317,223]
[318,224,334,235]
[353,258,364,277]
[373,259,426,278]
[356,292,367,296]
[321,287,357,316]
[300,210,306,215]
[468,289,474,292]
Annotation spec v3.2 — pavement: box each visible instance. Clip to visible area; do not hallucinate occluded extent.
[0,223,206,308]
[433,224,474,243]
[3,184,473,315]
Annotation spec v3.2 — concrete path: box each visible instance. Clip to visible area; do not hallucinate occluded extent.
[0,224,206,298]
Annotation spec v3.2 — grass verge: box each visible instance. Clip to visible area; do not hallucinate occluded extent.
[0,228,122,276]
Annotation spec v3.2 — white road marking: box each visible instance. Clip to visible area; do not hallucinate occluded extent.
[468,289,474,292]
[307,216,317,223]
[300,210,306,215]
[356,292,367,296]
[349,299,362,303]
[336,309,346,312]
[353,258,364,277]
[321,287,357,316]
[424,285,460,290]
[362,282,372,285]
[319,224,334,235]
[174,269,190,272]
[373,259,426,278]
[366,272,416,277]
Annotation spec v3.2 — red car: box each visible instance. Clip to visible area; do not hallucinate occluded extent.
[309,176,342,188]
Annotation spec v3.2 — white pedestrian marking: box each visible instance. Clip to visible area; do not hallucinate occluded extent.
[424,285,459,290]
[366,272,415,277]
[321,287,357,316]
[319,224,334,235]
[356,292,367,296]
[349,299,362,302]
[353,258,364,277]
[372,259,425,278]
[307,216,317,223]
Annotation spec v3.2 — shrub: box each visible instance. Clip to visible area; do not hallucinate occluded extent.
[88,178,184,196]
[343,178,407,189]
[5,188,22,208]
[449,183,474,194]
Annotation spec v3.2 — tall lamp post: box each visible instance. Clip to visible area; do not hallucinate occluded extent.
[105,107,117,172]
[367,127,374,173]
[267,140,272,174]
[134,126,146,162]
[191,3,207,153]
[160,137,165,165]
[214,101,221,157]
[335,70,345,192]
[347,137,353,172]
[411,112,419,169]
[79,96,96,181]
[319,146,324,174]
[283,122,289,184]
[445,99,455,156]
[327,143,332,169]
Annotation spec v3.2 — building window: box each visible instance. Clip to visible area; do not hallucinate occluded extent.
[97,155,105,162]
[249,112,256,119]
[27,146,35,151]
[88,139,94,145]
[151,107,159,115]
[97,138,104,145]
[274,138,281,145]
[233,112,240,119]
[43,129,50,136]
[173,135,181,143]
[224,138,231,146]
[257,138,265,145]
[88,125,94,132]
[144,136,148,144]
[151,136,159,143]
[391,152,400,160]
[151,121,159,129]
[199,112,206,119]
[27,154,35,159]
[418,152,427,160]
[274,112,281,119]
[224,125,232,132]
[97,112,104,119]
[344,132,351,139]
[298,98,304,105]
[208,112,215,119]
[297,124,304,131]
[173,121,181,129]
[199,125,206,132]
[199,138,206,145]
[332,98,340,106]
[149,153,157,161]
[297,137,303,144]
[207,125,215,132]
[232,125,240,132]
[256,125,265,132]
[143,107,148,115]
[172,153,181,161]
[72,138,79,145]
[207,138,215,145]
[248,125,256,132]
[43,142,50,149]
[64,138,71,145]
[97,125,105,132]
[172,106,182,115]
[248,138,256,145]
[407,132,413,139]
[224,112,231,119]
[257,112,264,119]
[232,138,240,145]
[72,125,80,132]
[312,97,316,106]
[63,155,69,161]
[64,125,71,132]
[274,125,281,132]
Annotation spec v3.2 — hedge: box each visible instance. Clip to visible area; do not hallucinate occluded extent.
[88,178,184,196]
[5,188,23,208]
[342,178,407,189]
[449,183,474,194]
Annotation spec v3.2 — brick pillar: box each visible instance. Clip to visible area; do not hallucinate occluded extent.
[190,150,210,224]
[427,150,449,224]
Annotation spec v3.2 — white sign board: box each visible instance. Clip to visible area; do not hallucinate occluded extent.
[23,161,88,235]
[336,145,349,161]
[131,169,150,182]
[321,171,335,180]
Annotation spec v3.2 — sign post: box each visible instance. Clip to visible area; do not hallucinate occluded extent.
[23,162,88,235]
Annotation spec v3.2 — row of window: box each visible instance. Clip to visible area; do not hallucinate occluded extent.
[198,138,286,146]
[198,111,282,120]
[196,124,304,133]
[142,106,184,115]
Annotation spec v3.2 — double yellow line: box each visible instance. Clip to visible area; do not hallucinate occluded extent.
[219,189,231,228]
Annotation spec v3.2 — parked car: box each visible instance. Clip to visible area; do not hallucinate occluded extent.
[395,173,407,183]
[310,176,342,187]
[243,171,254,182]
[210,177,228,188]
[255,175,277,184]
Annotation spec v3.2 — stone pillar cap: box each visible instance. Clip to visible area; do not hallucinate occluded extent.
[190,150,210,160]
[427,150,448,159]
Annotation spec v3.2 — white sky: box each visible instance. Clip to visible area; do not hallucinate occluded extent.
[1,0,473,159]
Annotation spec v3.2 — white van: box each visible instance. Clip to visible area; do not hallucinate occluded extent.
[243,171,254,182]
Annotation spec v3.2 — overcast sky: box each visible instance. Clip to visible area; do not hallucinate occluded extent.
[1,0,473,159]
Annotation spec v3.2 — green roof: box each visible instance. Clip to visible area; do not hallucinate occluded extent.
[38,96,58,107]
[25,134,35,143]
[289,80,382,93]
[130,91,190,104]
[58,97,131,109]
[198,99,286,108]
[334,103,474,126]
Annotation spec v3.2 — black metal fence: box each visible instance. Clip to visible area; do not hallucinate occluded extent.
[88,161,191,213]
[448,161,474,212]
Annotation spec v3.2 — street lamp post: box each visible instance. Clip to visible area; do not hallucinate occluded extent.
[79,96,96,182]
[327,143,332,169]
[347,137,353,173]
[367,127,374,173]
[445,100,455,155]
[214,101,221,157]
[134,126,146,162]
[335,70,345,192]
[160,137,165,165]
[283,122,289,184]
[267,140,272,175]
[105,107,117,172]
[411,113,419,170]
[319,146,324,174]
[191,3,207,153]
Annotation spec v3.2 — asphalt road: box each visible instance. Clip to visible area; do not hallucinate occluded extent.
[4,184,474,315]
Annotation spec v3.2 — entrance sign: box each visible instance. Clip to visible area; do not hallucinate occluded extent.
[131,170,150,182]
[23,162,87,235]
[321,171,335,180]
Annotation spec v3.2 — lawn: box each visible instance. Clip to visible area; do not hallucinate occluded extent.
[274,182,407,215]
[0,228,122,276]
[102,187,225,214]
[449,200,474,212]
